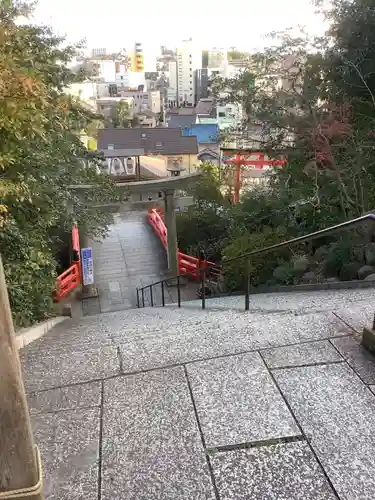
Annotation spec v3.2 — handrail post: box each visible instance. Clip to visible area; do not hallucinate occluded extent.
[201,261,206,310]
[177,275,181,308]
[136,289,140,308]
[150,285,154,307]
[161,281,165,307]
[142,288,145,308]
[245,259,250,311]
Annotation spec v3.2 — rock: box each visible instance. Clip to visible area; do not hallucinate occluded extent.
[358,265,375,280]
[324,277,338,283]
[301,271,317,284]
[273,264,294,284]
[364,273,375,281]
[365,243,375,265]
[352,245,365,263]
[314,245,329,261]
[339,262,362,281]
[292,255,310,273]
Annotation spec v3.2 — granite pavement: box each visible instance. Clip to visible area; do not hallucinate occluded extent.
[20,287,375,499]
[81,210,198,317]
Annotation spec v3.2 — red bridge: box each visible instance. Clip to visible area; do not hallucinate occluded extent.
[55,209,217,303]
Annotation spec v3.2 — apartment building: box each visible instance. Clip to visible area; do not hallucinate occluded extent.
[176,39,202,107]
[167,61,178,107]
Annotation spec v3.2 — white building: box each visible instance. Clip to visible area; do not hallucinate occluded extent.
[114,72,146,89]
[216,89,243,131]
[167,61,178,107]
[91,47,107,58]
[66,82,97,102]
[120,90,161,114]
[176,39,202,107]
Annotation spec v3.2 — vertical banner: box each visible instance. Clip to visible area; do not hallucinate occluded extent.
[81,247,94,286]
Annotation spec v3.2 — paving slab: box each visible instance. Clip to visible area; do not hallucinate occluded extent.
[22,346,120,392]
[27,382,102,414]
[33,408,100,500]
[19,317,114,355]
[101,367,215,500]
[118,312,349,373]
[334,299,374,332]
[186,352,299,448]
[211,441,337,500]
[179,288,375,314]
[261,340,343,369]
[89,210,167,313]
[331,335,375,383]
[274,363,375,500]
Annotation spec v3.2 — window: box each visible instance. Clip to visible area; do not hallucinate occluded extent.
[218,112,226,117]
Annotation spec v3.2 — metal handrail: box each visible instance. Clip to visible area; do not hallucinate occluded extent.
[137,213,375,311]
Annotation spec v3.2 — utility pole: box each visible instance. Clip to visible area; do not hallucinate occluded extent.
[0,255,43,499]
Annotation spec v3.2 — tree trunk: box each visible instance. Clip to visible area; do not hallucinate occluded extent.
[0,256,43,498]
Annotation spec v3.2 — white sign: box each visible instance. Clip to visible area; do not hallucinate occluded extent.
[81,247,94,286]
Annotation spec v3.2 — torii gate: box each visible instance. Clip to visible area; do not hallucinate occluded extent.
[221,149,287,203]
[70,172,202,296]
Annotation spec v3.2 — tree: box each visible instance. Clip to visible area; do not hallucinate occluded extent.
[111,100,132,128]
[176,163,230,260]
[214,25,375,224]
[204,8,375,288]
[0,1,116,326]
[131,115,140,127]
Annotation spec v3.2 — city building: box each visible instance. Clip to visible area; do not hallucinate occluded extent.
[165,107,196,128]
[65,81,97,105]
[97,128,199,177]
[207,48,228,69]
[216,95,243,130]
[137,109,158,128]
[131,42,144,72]
[182,123,220,164]
[195,69,209,103]
[195,98,215,119]
[91,47,107,58]
[120,90,161,114]
[96,97,135,122]
[167,61,178,107]
[176,39,202,107]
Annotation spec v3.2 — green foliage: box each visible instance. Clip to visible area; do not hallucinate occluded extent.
[176,163,230,260]
[110,100,132,128]
[183,1,375,291]
[0,1,116,326]
[222,226,289,291]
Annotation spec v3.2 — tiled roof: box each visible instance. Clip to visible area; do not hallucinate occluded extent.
[182,123,219,144]
[195,98,214,116]
[98,128,198,155]
[167,114,196,128]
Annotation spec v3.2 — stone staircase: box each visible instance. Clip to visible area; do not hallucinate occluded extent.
[21,288,375,499]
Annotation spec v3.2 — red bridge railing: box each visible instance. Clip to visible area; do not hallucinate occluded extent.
[54,223,82,302]
[148,208,219,280]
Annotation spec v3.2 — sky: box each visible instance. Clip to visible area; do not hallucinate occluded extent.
[31,0,328,52]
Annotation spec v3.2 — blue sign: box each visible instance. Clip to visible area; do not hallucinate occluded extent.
[81,247,94,286]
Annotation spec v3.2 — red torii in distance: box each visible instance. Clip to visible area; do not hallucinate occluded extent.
[221,150,287,203]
